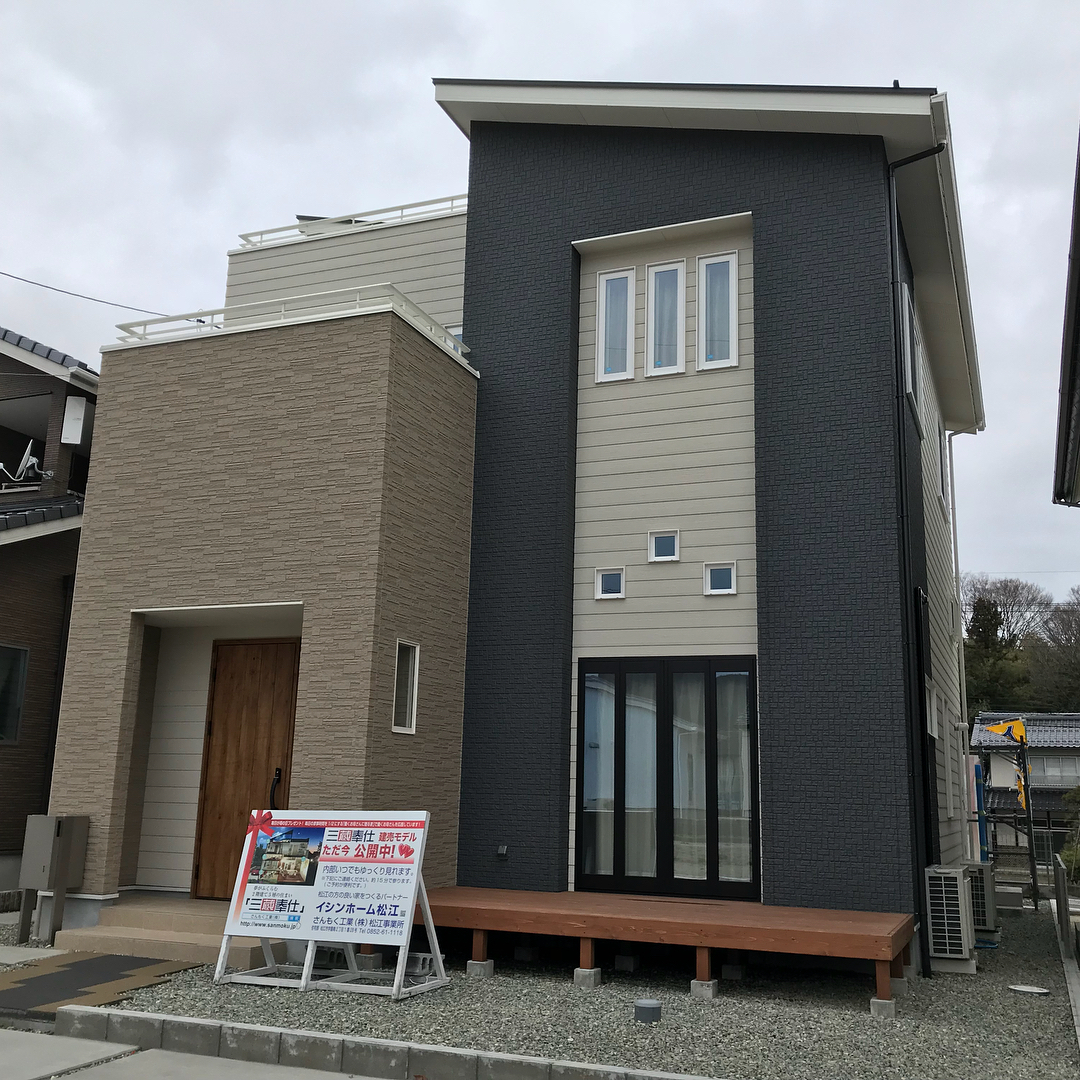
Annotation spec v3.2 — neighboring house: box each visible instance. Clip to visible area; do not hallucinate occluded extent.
[971,712,1080,863]
[1053,130,1080,506]
[45,81,982,969]
[0,326,97,888]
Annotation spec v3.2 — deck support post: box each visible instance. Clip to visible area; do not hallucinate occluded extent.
[466,928,493,977]
[870,959,897,1018]
[472,929,488,963]
[696,947,712,982]
[574,937,601,988]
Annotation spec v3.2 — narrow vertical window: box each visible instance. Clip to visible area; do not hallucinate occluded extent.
[902,283,920,405]
[646,261,685,374]
[624,673,657,878]
[697,253,738,369]
[392,640,419,733]
[0,646,28,743]
[672,671,706,879]
[583,672,615,875]
[596,269,635,382]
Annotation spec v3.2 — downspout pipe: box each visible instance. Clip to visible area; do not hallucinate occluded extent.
[888,140,946,978]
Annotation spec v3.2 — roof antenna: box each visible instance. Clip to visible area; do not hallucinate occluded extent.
[893,79,900,88]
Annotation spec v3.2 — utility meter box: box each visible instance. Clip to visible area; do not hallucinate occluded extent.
[19,815,89,892]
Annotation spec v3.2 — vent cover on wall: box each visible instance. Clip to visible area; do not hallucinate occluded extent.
[925,865,975,960]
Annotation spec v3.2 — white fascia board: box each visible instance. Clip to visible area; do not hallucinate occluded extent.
[0,338,98,390]
[434,81,934,156]
[573,211,752,256]
[0,514,81,546]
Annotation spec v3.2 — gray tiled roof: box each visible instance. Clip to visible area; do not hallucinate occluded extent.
[972,712,1080,749]
[0,325,95,375]
[0,494,83,534]
[985,786,1073,814]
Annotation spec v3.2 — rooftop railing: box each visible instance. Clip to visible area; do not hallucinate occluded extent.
[107,284,475,374]
[235,194,468,249]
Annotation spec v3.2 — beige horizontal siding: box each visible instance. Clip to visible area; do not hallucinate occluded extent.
[224,214,466,329]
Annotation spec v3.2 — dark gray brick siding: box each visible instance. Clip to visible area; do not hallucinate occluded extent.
[459,122,917,911]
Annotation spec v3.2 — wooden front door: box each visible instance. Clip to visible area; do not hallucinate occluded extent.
[192,639,300,900]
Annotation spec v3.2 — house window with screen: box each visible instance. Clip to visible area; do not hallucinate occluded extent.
[697,253,738,369]
[703,562,736,595]
[0,646,28,743]
[595,568,625,599]
[646,262,685,374]
[596,270,635,382]
[392,640,419,733]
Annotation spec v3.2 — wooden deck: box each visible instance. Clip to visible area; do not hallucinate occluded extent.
[421,886,915,1002]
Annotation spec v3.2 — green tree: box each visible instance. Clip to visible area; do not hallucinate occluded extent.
[963,595,1033,720]
[1026,586,1080,711]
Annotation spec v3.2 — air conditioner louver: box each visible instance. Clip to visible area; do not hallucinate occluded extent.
[967,862,997,932]
[926,865,975,960]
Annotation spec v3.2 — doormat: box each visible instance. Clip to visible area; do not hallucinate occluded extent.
[0,952,196,1018]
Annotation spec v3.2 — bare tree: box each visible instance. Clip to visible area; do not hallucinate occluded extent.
[960,573,1054,647]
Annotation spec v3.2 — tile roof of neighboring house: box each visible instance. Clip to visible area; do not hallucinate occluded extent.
[985,786,1074,814]
[0,494,83,535]
[971,712,1080,750]
[0,325,96,375]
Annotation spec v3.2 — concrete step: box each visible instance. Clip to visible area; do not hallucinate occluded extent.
[97,904,227,936]
[54,925,283,968]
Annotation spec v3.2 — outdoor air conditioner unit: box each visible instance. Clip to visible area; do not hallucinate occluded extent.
[967,862,998,933]
[925,865,975,966]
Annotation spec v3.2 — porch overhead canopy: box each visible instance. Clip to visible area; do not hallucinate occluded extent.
[433,78,984,432]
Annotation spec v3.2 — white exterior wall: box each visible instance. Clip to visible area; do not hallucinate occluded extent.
[568,215,756,886]
[224,213,466,329]
[135,612,303,890]
[915,300,969,865]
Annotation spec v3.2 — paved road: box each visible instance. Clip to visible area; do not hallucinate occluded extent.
[2,1027,371,1079]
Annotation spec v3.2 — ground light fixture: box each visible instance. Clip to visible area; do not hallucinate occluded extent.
[634,998,662,1023]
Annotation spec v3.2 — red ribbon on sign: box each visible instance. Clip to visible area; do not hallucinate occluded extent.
[232,810,276,921]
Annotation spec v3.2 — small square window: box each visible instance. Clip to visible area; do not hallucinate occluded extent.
[648,530,679,562]
[595,568,625,599]
[703,562,736,595]
[0,645,28,743]
[392,640,419,733]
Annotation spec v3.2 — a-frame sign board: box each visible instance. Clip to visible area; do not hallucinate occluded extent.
[213,810,448,1000]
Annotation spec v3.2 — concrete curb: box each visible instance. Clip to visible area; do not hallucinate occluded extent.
[54,1005,721,1080]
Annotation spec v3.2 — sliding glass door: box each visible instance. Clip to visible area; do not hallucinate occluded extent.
[577,657,759,900]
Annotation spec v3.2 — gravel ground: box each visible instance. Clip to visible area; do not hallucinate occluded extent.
[94,911,1080,1079]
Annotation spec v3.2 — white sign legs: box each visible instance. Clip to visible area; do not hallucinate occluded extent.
[212,811,449,1001]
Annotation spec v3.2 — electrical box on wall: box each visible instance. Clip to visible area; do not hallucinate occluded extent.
[18,815,89,891]
[60,396,95,447]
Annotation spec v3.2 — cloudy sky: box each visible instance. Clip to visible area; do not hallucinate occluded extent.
[3,1,1080,597]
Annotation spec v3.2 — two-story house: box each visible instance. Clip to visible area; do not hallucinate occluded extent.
[0,326,96,889]
[44,81,982,978]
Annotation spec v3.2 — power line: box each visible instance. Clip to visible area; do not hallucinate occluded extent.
[0,269,167,317]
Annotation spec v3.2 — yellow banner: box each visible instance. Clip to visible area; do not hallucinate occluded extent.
[987,718,1027,744]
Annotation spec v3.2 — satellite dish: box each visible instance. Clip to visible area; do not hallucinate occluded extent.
[15,440,37,480]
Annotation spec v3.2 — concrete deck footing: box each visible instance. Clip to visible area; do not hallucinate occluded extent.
[467,958,494,977]
[690,979,718,1000]
[573,966,602,988]
[870,997,897,1019]
[890,976,908,997]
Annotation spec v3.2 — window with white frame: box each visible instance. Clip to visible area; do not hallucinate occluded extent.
[646,261,685,375]
[595,568,625,599]
[392,640,419,733]
[925,682,939,739]
[902,282,921,408]
[697,252,738,369]
[703,562,736,595]
[0,645,28,743]
[596,269,635,382]
[937,421,950,511]
[1028,755,1080,787]
[648,530,679,562]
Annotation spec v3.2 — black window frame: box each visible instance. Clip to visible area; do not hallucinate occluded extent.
[0,643,29,745]
[575,655,760,901]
